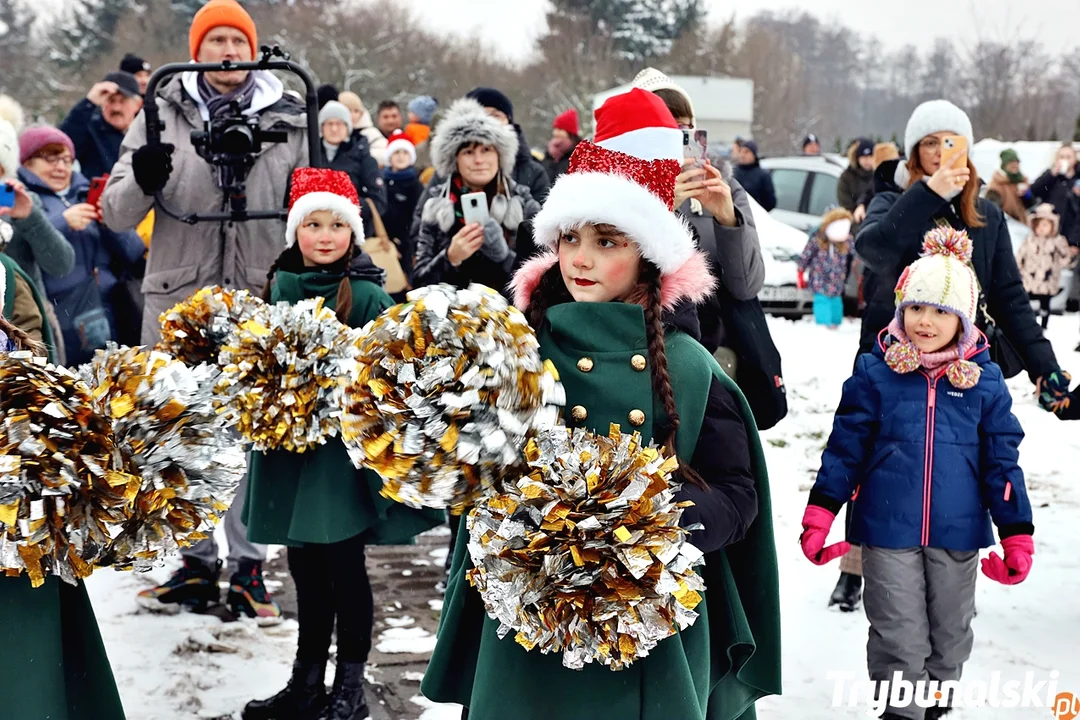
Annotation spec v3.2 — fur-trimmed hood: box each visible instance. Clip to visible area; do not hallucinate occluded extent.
[430,97,519,180]
[510,249,716,312]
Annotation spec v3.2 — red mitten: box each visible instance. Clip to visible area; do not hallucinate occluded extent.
[981,535,1034,585]
[800,506,851,566]
[796,268,807,289]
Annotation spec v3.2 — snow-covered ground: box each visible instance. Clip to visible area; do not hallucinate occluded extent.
[86,314,1080,719]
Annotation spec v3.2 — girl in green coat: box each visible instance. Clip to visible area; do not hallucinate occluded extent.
[242,168,442,720]
[0,283,125,720]
[421,89,782,719]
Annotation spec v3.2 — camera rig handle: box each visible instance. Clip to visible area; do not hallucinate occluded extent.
[142,45,324,225]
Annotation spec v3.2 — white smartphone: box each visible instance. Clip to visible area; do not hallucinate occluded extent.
[461,191,489,226]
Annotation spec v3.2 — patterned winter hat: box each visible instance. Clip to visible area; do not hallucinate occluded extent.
[513,88,715,310]
[285,168,364,248]
[886,227,982,388]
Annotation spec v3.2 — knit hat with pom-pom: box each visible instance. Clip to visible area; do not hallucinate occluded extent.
[885,226,982,388]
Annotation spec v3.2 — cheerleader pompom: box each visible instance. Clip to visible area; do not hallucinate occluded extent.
[80,345,245,570]
[215,297,359,452]
[157,285,266,366]
[342,284,564,511]
[466,424,704,671]
[0,352,137,587]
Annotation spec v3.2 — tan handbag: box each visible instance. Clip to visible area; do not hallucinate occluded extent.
[363,198,410,295]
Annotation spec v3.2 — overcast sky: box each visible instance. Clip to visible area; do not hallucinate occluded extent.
[407,0,1080,63]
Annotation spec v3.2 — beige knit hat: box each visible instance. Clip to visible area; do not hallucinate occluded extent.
[632,68,695,126]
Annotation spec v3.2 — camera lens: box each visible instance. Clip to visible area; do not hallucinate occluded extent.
[220,123,256,155]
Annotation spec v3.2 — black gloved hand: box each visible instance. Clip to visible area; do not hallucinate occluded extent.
[131,143,175,196]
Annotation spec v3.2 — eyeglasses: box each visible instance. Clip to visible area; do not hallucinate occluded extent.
[34,154,74,168]
[919,138,941,151]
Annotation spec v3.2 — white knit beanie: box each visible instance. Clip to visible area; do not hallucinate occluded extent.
[319,100,354,135]
[631,67,696,126]
[904,99,974,158]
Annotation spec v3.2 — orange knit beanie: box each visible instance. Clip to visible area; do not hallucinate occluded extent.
[189,0,258,61]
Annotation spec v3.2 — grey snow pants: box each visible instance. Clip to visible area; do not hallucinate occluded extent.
[862,545,979,720]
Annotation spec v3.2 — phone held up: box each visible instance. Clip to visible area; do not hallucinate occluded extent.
[86,174,109,210]
[460,191,489,227]
[0,182,15,210]
[683,128,708,170]
[940,134,968,171]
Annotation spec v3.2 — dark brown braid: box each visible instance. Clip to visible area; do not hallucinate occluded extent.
[334,243,355,325]
[525,262,573,329]
[0,315,46,356]
[260,246,294,303]
[528,259,708,490]
[640,266,708,491]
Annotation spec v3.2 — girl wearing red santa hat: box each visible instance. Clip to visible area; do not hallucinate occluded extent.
[421,89,780,720]
[242,168,442,720]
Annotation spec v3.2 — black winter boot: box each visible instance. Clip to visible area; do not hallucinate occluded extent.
[320,661,370,720]
[136,558,221,613]
[242,658,327,719]
[828,572,863,612]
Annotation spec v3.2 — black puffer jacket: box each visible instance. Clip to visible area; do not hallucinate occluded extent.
[664,301,758,553]
[321,137,388,238]
[542,140,579,184]
[856,166,1060,383]
[512,125,551,204]
[837,164,872,212]
[1030,165,1080,246]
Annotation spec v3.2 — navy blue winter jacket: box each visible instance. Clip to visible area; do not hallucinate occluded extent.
[60,99,125,180]
[733,161,777,212]
[18,168,146,301]
[809,333,1034,551]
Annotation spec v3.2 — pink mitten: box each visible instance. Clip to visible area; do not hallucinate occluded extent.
[800,506,851,566]
[981,535,1034,585]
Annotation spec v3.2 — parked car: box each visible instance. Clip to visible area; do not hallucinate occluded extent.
[759,155,846,231]
[751,194,815,317]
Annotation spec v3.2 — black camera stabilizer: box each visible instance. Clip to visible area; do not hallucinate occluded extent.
[142,45,323,225]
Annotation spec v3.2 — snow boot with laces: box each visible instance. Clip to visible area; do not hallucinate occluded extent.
[320,661,370,720]
[242,658,327,719]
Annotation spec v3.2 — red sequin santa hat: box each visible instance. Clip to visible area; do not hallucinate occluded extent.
[285,167,365,248]
[514,88,713,310]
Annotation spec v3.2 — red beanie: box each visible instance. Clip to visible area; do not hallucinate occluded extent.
[553,108,579,137]
[189,0,258,61]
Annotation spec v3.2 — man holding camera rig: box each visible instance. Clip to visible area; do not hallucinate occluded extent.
[100,0,308,622]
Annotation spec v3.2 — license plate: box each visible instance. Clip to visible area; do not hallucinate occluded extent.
[759,286,808,302]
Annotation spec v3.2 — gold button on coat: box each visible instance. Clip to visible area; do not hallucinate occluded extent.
[577,357,594,373]
[571,405,588,422]
[628,409,646,426]
[631,354,647,371]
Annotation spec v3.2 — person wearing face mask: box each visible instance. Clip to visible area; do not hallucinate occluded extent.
[412,97,541,293]
[18,127,145,366]
[60,70,144,180]
[100,0,308,622]
[318,100,388,239]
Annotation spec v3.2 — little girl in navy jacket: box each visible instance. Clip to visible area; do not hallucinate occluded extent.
[799,227,1034,720]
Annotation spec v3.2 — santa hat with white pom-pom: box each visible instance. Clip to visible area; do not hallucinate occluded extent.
[285,167,365,249]
[885,226,983,388]
[512,88,714,310]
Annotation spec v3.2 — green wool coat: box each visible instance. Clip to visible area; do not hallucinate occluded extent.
[243,268,444,546]
[0,575,125,720]
[421,302,781,720]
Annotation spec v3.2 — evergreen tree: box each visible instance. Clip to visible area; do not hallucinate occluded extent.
[51,0,134,71]
[543,0,703,64]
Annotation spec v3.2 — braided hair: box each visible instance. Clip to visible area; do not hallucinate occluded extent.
[529,259,708,490]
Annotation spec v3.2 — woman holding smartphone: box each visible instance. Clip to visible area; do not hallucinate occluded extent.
[412,97,541,293]
[836,99,1071,612]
